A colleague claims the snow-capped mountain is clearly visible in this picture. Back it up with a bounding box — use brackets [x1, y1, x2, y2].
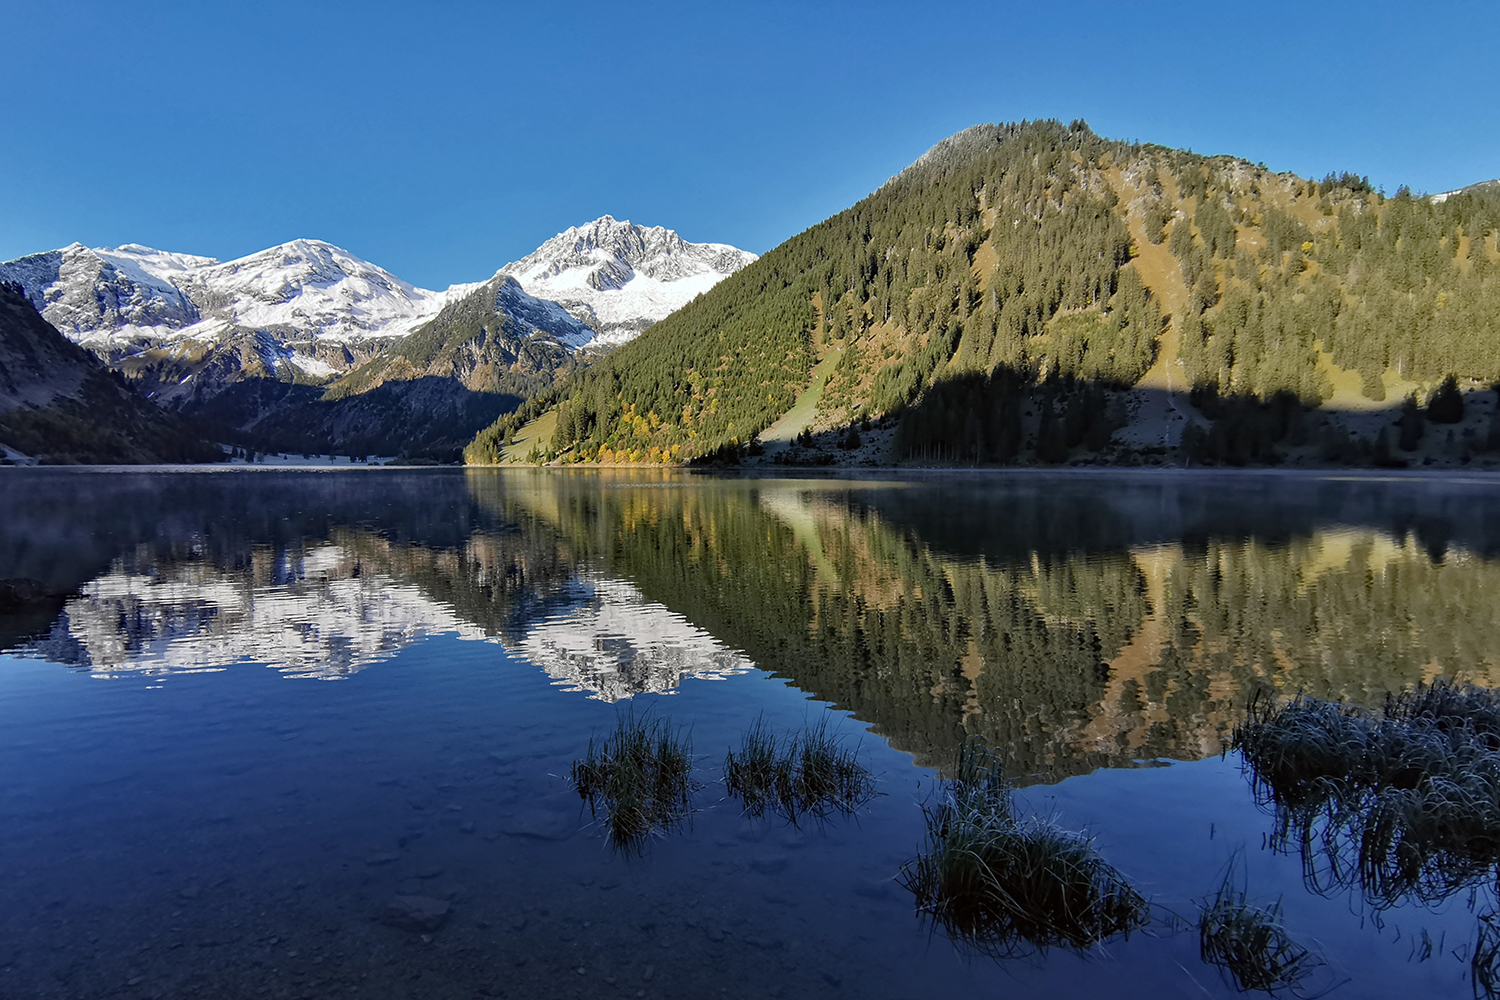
[182, 239, 470, 344]
[0, 239, 461, 352]
[0, 243, 212, 346]
[0, 219, 755, 369]
[0, 222, 756, 457]
[497, 216, 757, 347]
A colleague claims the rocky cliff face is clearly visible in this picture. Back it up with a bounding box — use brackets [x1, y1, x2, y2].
[0, 283, 222, 464]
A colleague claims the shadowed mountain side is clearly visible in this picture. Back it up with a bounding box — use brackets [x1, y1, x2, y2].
[0, 285, 223, 465]
[749, 372, 1500, 472]
[191, 377, 523, 461]
[180, 273, 593, 460]
[107, 331, 386, 412]
[0, 469, 503, 647]
[835, 466, 1500, 565]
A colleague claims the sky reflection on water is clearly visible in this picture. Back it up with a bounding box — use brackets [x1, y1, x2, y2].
[2, 467, 1500, 999]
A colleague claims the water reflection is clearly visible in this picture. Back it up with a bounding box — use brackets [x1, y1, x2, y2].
[20, 541, 490, 678]
[0, 474, 751, 698]
[4, 468, 1500, 998]
[469, 471, 1500, 780]
[4, 469, 1500, 776]
[520, 576, 752, 701]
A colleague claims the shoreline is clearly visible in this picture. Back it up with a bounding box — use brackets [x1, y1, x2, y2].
[7, 463, 1500, 486]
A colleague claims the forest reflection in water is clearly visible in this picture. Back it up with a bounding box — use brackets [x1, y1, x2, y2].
[6, 467, 1500, 784]
[465, 468, 1500, 781]
[4, 468, 1500, 998]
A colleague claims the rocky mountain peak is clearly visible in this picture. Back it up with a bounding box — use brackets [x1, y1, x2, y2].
[496, 216, 757, 346]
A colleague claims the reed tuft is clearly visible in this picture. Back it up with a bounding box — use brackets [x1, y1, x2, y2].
[571, 710, 695, 851]
[1198, 867, 1320, 994]
[898, 738, 1147, 956]
[1235, 681, 1500, 908]
[723, 717, 875, 823]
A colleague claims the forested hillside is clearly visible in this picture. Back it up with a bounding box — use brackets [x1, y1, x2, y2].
[467, 120, 1500, 467]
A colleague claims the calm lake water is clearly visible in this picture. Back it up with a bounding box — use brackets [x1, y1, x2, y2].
[4, 467, 1500, 999]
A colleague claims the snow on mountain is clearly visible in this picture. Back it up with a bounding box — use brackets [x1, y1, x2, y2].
[180, 239, 465, 344]
[1430, 178, 1500, 203]
[0, 243, 211, 345]
[0, 239, 461, 352]
[497, 216, 757, 347]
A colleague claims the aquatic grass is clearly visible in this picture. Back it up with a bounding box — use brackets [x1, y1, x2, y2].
[1471, 912, 1500, 1000]
[723, 717, 875, 823]
[1235, 681, 1500, 908]
[1198, 866, 1321, 995]
[898, 738, 1148, 956]
[570, 710, 695, 851]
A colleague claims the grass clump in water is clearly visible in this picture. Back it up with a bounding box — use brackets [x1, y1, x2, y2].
[1235, 681, 1500, 908]
[898, 738, 1148, 956]
[1474, 913, 1500, 1000]
[723, 717, 875, 823]
[571, 711, 695, 851]
[1198, 866, 1322, 995]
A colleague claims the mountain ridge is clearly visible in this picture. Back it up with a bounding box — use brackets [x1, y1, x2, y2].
[467, 119, 1500, 470]
[0, 283, 224, 464]
[0, 219, 754, 459]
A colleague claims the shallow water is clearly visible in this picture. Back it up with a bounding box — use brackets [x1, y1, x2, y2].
[3, 467, 1500, 999]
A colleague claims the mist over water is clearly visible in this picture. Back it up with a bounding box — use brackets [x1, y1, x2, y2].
[3, 467, 1499, 999]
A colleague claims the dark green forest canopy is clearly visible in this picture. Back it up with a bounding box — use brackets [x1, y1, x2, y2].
[465, 120, 1500, 465]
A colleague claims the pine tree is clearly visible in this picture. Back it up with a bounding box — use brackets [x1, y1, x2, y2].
[1426, 375, 1465, 423]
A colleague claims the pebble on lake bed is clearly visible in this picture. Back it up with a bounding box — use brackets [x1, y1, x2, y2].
[378, 895, 450, 933]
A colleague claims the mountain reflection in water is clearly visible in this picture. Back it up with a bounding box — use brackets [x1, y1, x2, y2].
[4, 468, 1500, 779]
[4, 468, 1500, 999]
[470, 469, 1500, 780]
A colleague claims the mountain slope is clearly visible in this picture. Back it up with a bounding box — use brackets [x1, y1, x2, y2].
[0, 239, 467, 407]
[0, 284, 223, 464]
[331, 274, 593, 397]
[191, 274, 595, 460]
[0, 222, 756, 459]
[469, 120, 1500, 468]
[497, 216, 757, 347]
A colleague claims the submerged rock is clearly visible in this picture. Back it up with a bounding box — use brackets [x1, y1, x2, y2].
[379, 895, 450, 933]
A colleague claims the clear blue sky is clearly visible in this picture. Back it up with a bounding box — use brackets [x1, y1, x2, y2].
[2, 0, 1494, 289]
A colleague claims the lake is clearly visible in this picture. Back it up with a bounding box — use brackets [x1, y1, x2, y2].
[3, 466, 1500, 999]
